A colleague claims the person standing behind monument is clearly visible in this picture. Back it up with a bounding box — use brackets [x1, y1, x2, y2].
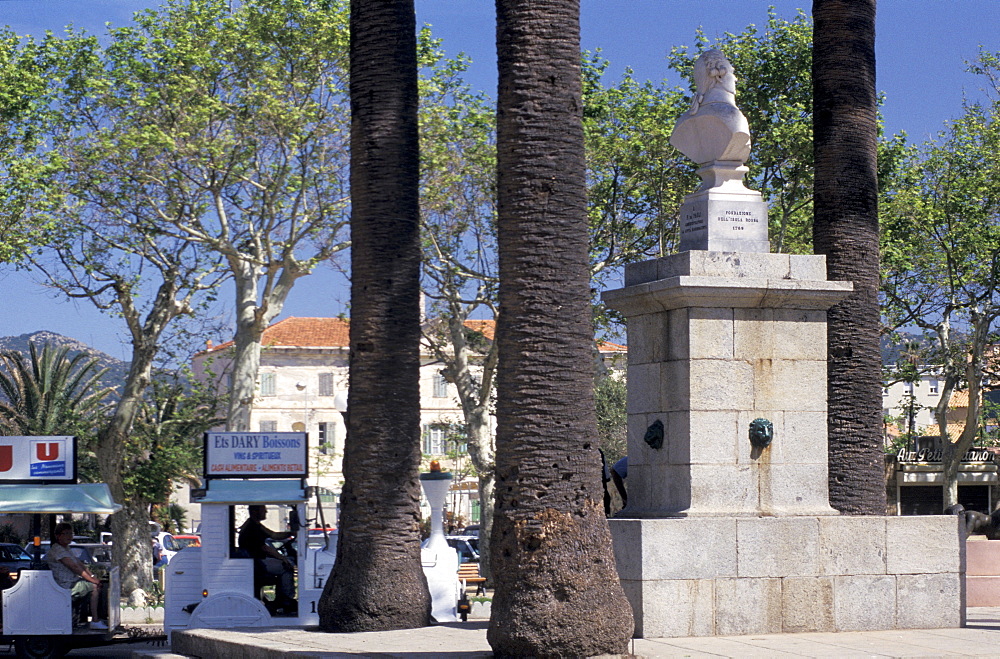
[610, 456, 628, 508]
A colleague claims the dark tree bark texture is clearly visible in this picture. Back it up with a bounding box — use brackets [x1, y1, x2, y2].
[813, 0, 887, 515]
[489, 0, 634, 655]
[318, 0, 430, 631]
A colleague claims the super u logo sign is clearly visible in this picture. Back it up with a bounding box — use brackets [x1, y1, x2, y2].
[0, 436, 76, 483]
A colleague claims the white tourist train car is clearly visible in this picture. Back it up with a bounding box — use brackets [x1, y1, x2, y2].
[163, 478, 337, 632]
[164, 432, 337, 633]
[0, 481, 123, 659]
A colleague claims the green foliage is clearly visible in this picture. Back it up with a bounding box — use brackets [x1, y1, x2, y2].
[0, 28, 77, 263]
[583, 53, 691, 280]
[0, 523, 22, 545]
[967, 48, 1000, 99]
[120, 369, 225, 508]
[151, 502, 188, 534]
[0, 342, 111, 439]
[594, 373, 627, 465]
[881, 100, 1000, 336]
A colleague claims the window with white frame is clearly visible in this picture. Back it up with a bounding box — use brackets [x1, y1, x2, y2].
[260, 420, 277, 432]
[318, 422, 332, 454]
[423, 425, 446, 455]
[432, 372, 449, 398]
[318, 373, 334, 396]
[259, 372, 276, 396]
[929, 379, 939, 394]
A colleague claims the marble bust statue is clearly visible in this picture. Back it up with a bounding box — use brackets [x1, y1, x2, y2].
[669, 50, 751, 166]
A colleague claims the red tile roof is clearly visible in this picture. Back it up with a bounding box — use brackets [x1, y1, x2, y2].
[203, 317, 350, 353]
[202, 317, 626, 353]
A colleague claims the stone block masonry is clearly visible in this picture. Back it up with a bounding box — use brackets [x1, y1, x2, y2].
[604, 251, 851, 519]
[610, 515, 964, 638]
[602, 250, 965, 639]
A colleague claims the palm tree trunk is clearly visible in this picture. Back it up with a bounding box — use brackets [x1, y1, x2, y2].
[489, 1, 633, 655]
[318, 0, 430, 631]
[813, 0, 886, 515]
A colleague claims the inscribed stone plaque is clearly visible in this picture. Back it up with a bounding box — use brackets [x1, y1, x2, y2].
[679, 195, 769, 253]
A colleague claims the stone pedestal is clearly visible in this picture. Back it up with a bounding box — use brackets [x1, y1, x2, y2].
[603, 251, 850, 518]
[601, 251, 965, 637]
[678, 163, 770, 253]
[610, 515, 964, 637]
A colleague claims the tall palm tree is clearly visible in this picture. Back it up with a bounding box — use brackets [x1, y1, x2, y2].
[318, 0, 430, 631]
[488, 0, 634, 655]
[0, 342, 109, 437]
[813, 0, 886, 514]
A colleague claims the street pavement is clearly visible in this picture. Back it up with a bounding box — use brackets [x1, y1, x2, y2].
[129, 607, 1000, 658]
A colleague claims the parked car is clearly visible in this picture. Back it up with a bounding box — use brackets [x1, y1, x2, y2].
[168, 534, 201, 551]
[24, 540, 52, 557]
[462, 524, 480, 538]
[153, 531, 176, 564]
[73, 543, 112, 564]
[422, 535, 479, 563]
[307, 527, 336, 548]
[0, 543, 32, 575]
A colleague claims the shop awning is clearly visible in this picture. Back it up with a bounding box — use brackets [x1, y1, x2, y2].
[0, 483, 121, 514]
[193, 479, 307, 504]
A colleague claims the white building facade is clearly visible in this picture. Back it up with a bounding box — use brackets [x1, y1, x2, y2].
[882, 370, 945, 436]
[192, 317, 492, 528]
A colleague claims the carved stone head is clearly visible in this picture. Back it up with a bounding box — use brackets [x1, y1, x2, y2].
[693, 49, 737, 100]
[748, 418, 773, 449]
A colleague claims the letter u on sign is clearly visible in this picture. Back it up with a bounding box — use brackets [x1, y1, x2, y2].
[36, 443, 59, 461]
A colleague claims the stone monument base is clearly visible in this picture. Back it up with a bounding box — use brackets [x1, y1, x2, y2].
[610, 515, 964, 638]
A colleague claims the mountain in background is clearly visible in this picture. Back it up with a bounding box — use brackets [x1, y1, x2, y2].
[0, 331, 129, 393]
[881, 331, 952, 366]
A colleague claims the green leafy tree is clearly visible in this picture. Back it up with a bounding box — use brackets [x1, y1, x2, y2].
[594, 372, 627, 466]
[881, 97, 1000, 508]
[123, 371, 224, 528]
[0, 342, 110, 438]
[0, 29, 68, 264]
[15, 0, 353, 433]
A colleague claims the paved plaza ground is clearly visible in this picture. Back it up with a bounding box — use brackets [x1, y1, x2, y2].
[129, 607, 1000, 658]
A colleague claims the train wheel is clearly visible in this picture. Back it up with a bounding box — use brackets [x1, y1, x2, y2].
[14, 636, 67, 659]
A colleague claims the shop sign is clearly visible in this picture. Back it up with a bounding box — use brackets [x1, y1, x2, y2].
[896, 447, 994, 463]
[205, 432, 307, 478]
[0, 436, 76, 483]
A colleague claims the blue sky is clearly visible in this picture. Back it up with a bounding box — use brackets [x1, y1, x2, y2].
[0, 0, 996, 358]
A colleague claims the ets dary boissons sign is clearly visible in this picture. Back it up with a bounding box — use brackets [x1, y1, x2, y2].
[205, 431, 307, 478]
